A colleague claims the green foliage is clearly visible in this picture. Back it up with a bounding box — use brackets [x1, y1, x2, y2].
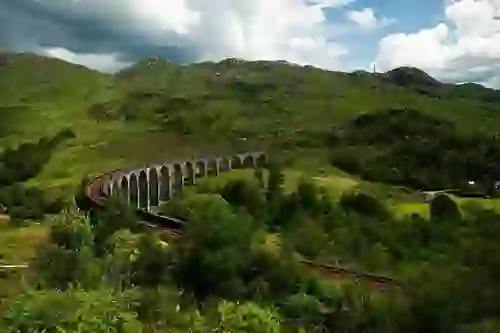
[3, 287, 142, 333]
[7, 53, 500, 333]
[89, 194, 138, 255]
[331, 108, 500, 191]
[339, 190, 389, 219]
[32, 210, 103, 290]
[430, 194, 461, 222]
[220, 178, 267, 218]
[213, 300, 281, 333]
[103, 229, 141, 291]
[266, 160, 285, 204]
[131, 232, 171, 287]
[130, 286, 208, 332]
[0, 129, 75, 186]
[74, 175, 92, 211]
[171, 195, 258, 300]
[280, 293, 324, 332]
[0, 184, 66, 223]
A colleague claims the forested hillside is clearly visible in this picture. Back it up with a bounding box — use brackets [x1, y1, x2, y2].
[3, 52, 500, 333]
[2, 51, 500, 193]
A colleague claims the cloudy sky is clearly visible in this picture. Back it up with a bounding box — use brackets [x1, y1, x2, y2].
[1, 0, 500, 87]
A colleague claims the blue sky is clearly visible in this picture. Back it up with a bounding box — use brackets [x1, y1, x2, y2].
[324, 0, 447, 70]
[1, 0, 500, 87]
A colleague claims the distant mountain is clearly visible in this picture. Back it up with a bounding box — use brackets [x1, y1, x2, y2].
[0, 51, 109, 105]
[383, 66, 500, 103]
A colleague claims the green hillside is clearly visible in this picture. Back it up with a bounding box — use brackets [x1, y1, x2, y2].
[5, 53, 500, 333]
[1, 52, 500, 192]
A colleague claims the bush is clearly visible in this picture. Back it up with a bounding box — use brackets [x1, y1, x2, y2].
[430, 194, 461, 222]
[0, 184, 64, 221]
[33, 211, 102, 290]
[339, 191, 389, 219]
[171, 195, 258, 300]
[281, 293, 325, 331]
[3, 288, 142, 333]
[220, 179, 266, 218]
[0, 129, 75, 186]
[214, 300, 281, 333]
[9, 205, 44, 224]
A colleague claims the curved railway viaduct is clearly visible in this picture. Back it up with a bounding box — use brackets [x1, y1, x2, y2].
[82, 151, 397, 290]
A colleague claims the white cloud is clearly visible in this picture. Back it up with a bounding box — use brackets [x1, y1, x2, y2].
[308, 0, 355, 9]
[347, 8, 395, 30]
[375, 0, 500, 87]
[184, 0, 349, 68]
[3, 0, 355, 72]
[43, 47, 132, 72]
[347, 8, 393, 30]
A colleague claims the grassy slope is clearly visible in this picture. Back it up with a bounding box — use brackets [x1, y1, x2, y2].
[3, 54, 500, 301]
[2, 52, 500, 196]
[0, 216, 47, 304]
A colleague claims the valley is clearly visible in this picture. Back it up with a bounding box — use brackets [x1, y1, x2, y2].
[2, 52, 500, 332]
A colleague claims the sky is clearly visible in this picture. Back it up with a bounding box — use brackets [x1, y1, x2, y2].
[1, 0, 500, 88]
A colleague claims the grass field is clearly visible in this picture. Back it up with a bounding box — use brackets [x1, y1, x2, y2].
[0, 216, 48, 306]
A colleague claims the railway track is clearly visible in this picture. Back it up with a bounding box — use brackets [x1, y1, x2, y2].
[83, 165, 399, 290]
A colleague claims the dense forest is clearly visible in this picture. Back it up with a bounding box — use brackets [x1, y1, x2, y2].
[330, 108, 500, 192]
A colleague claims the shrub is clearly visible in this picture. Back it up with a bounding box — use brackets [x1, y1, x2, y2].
[430, 194, 461, 222]
[3, 288, 142, 333]
[339, 191, 389, 219]
[214, 300, 281, 333]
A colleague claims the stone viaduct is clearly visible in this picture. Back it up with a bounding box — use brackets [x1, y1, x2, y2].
[101, 152, 267, 212]
[84, 150, 397, 289]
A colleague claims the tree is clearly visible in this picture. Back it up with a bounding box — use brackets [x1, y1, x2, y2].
[32, 210, 103, 290]
[339, 191, 389, 219]
[220, 178, 266, 218]
[266, 159, 285, 205]
[90, 194, 139, 255]
[171, 194, 258, 300]
[296, 179, 320, 213]
[74, 175, 91, 212]
[430, 194, 461, 222]
[103, 229, 141, 291]
[131, 232, 171, 287]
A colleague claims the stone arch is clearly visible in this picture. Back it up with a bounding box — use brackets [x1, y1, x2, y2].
[110, 179, 119, 197]
[129, 173, 139, 209]
[185, 161, 195, 185]
[120, 177, 129, 202]
[173, 163, 184, 194]
[219, 157, 231, 172]
[196, 160, 207, 177]
[105, 180, 112, 196]
[207, 158, 218, 176]
[242, 155, 256, 168]
[159, 166, 171, 201]
[149, 168, 159, 207]
[231, 155, 243, 169]
[138, 170, 148, 209]
[256, 154, 267, 168]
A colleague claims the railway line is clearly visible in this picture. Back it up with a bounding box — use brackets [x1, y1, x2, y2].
[83, 160, 399, 290]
